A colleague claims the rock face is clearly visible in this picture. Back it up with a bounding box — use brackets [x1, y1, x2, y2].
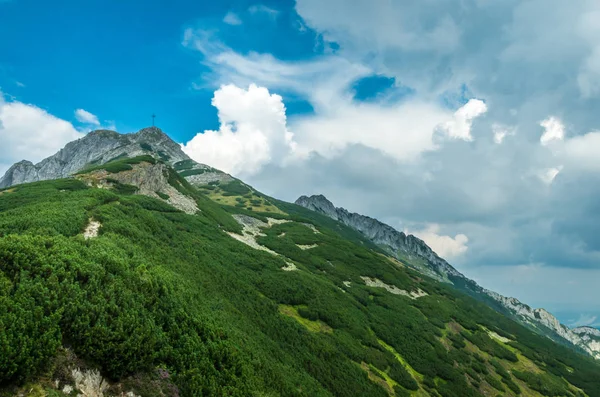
[484, 290, 600, 359]
[0, 127, 230, 188]
[572, 327, 600, 359]
[76, 162, 199, 214]
[296, 194, 461, 282]
[295, 194, 600, 360]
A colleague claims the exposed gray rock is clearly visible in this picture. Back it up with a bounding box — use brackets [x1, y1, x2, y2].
[76, 162, 199, 215]
[296, 194, 461, 282]
[573, 326, 600, 338]
[485, 290, 600, 359]
[295, 194, 600, 360]
[0, 127, 232, 188]
[185, 172, 234, 186]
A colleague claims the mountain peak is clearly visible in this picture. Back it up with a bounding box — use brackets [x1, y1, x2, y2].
[295, 194, 338, 220]
[572, 326, 600, 337]
[135, 126, 166, 138]
[14, 160, 34, 167]
[0, 128, 188, 188]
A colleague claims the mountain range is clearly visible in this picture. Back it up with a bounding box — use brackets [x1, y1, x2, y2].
[1, 127, 599, 397]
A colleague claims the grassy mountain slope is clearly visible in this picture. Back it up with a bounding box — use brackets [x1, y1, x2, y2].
[1, 160, 600, 396]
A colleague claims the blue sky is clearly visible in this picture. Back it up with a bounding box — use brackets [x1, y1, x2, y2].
[0, 0, 319, 141]
[2, 0, 600, 328]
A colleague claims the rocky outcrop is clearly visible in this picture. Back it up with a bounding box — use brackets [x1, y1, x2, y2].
[486, 290, 600, 359]
[76, 162, 199, 214]
[295, 194, 600, 360]
[0, 127, 231, 188]
[573, 326, 600, 338]
[296, 194, 461, 282]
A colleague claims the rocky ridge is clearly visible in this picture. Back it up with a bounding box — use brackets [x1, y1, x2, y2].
[295, 194, 462, 282]
[484, 290, 600, 359]
[295, 194, 600, 360]
[0, 127, 231, 189]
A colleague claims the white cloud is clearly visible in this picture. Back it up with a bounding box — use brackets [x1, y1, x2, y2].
[406, 224, 469, 259]
[183, 28, 371, 110]
[182, 84, 296, 176]
[540, 116, 565, 145]
[183, 32, 487, 163]
[0, 92, 84, 167]
[438, 99, 487, 141]
[291, 101, 451, 162]
[539, 166, 563, 185]
[223, 12, 242, 26]
[492, 123, 516, 144]
[570, 313, 598, 327]
[75, 108, 100, 125]
[248, 4, 279, 19]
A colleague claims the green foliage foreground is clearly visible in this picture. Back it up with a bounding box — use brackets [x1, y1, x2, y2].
[1, 178, 600, 396]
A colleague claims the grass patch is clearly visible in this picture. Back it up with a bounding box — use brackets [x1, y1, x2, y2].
[359, 362, 395, 395]
[220, 180, 251, 195]
[205, 187, 285, 214]
[0, 188, 15, 196]
[378, 339, 424, 383]
[78, 155, 157, 175]
[278, 305, 333, 333]
[179, 168, 207, 177]
[173, 159, 196, 171]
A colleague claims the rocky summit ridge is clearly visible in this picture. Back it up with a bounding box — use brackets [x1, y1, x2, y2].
[0, 127, 231, 189]
[295, 194, 600, 360]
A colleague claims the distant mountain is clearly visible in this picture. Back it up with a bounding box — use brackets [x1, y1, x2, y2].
[295, 194, 600, 360]
[0, 127, 232, 189]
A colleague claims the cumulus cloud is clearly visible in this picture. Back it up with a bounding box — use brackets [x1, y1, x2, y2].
[291, 101, 451, 162]
[540, 116, 565, 145]
[223, 12, 242, 25]
[183, 31, 485, 163]
[74, 108, 100, 125]
[0, 92, 84, 168]
[438, 99, 487, 141]
[407, 224, 469, 259]
[182, 84, 296, 176]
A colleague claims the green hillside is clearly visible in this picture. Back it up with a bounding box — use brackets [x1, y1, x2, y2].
[1, 165, 600, 396]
